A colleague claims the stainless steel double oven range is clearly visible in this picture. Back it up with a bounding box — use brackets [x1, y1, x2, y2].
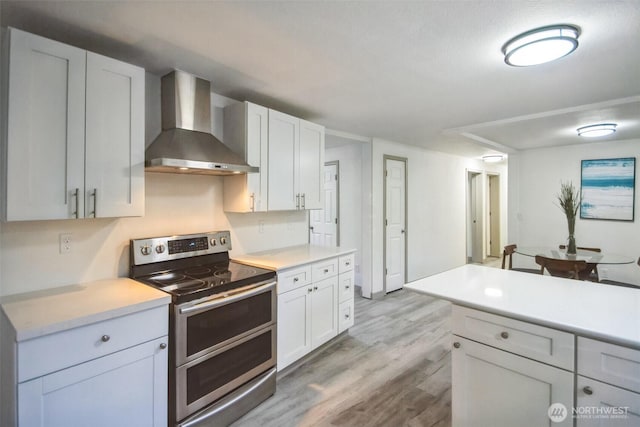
[130, 231, 277, 427]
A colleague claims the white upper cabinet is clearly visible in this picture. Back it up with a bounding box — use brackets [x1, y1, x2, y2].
[2, 28, 144, 221]
[267, 110, 324, 211]
[268, 109, 300, 211]
[223, 102, 269, 212]
[85, 52, 145, 218]
[298, 119, 324, 210]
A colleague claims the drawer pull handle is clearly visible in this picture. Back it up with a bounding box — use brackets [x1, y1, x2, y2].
[160, 343, 167, 350]
[583, 386, 593, 395]
[453, 342, 461, 349]
[345, 261, 350, 266]
[345, 314, 350, 319]
[345, 285, 350, 289]
[314, 286, 318, 291]
[324, 269, 329, 273]
[101, 335, 110, 343]
[308, 288, 313, 293]
[293, 277, 299, 282]
[500, 331, 509, 339]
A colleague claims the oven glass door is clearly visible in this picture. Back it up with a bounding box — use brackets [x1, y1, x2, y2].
[176, 324, 276, 422]
[175, 280, 276, 365]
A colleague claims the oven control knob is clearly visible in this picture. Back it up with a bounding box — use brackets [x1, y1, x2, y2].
[220, 237, 227, 245]
[140, 245, 151, 256]
[210, 238, 217, 246]
[155, 244, 165, 254]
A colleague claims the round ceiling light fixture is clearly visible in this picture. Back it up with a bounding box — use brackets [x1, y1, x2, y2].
[577, 123, 617, 138]
[482, 155, 504, 163]
[502, 25, 580, 66]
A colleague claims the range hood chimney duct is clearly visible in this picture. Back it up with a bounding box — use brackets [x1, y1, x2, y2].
[145, 70, 257, 175]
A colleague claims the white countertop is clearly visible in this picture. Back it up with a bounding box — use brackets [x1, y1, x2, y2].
[233, 244, 356, 271]
[405, 264, 640, 349]
[1, 278, 170, 341]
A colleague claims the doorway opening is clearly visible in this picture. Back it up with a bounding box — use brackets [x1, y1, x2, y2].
[309, 161, 339, 246]
[466, 170, 483, 264]
[383, 155, 407, 294]
[487, 173, 501, 258]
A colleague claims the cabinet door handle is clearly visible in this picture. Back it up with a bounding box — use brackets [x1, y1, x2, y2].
[302, 193, 306, 209]
[345, 313, 350, 319]
[308, 288, 313, 293]
[160, 343, 167, 350]
[101, 335, 110, 342]
[500, 331, 509, 339]
[293, 277, 299, 282]
[250, 193, 255, 212]
[90, 188, 97, 217]
[296, 193, 300, 209]
[313, 286, 318, 291]
[583, 386, 593, 395]
[345, 285, 350, 290]
[453, 342, 461, 349]
[324, 269, 329, 273]
[345, 261, 350, 266]
[72, 188, 79, 218]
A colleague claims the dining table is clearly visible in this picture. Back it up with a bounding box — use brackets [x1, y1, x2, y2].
[515, 247, 635, 265]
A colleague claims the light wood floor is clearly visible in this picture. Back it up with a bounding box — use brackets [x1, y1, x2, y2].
[234, 290, 452, 427]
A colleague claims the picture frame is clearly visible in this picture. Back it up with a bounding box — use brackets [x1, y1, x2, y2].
[580, 157, 636, 221]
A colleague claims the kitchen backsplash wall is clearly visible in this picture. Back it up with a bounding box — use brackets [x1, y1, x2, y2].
[0, 72, 308, 297]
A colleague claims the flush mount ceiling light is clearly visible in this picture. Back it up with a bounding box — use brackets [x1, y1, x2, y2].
[577, 123, 617, 138]
[482, 155, 504, 163]
[502, 25, 580, 66]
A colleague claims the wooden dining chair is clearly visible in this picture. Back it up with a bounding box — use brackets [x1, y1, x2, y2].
[599, 257, 640, 289]
[535, 255, 589, 280]
[558, 245, 601, 282]
[502, 244, 540, 274]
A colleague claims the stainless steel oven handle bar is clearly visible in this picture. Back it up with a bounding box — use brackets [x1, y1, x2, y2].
[179, 280, 276, 315]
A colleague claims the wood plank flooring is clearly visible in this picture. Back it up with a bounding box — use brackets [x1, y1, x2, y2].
[233, 290, 452, 427]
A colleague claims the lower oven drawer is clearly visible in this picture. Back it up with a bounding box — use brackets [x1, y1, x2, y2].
[175, 324, 276, 423]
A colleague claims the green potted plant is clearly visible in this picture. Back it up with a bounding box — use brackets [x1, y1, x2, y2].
[557, 181, 580, 254]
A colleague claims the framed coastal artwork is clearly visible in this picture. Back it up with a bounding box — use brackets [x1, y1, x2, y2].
[580, 157, 636, 221]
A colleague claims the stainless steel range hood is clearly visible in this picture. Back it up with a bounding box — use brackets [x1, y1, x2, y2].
[146, 70, 258, 175]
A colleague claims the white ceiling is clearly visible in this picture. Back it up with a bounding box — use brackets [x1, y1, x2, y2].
[2, 1, 639, 159]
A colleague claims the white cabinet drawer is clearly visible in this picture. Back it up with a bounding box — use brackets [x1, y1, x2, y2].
[578, 337, 640, 393]
[277, 265, 312, 294]
[338, 271, 355, 303]
[452, 305, 574, 371]
[577, 376, 640, 426]
[338, 253, 355, 273]
[18, 306, 167, 382]
[312, 258, 338, 282]
[338, 299, 354, 333]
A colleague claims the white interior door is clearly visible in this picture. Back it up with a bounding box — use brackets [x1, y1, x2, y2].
[385, 158, 406, 293]
[468, 172, 483, 263]
[310, 163, 338, 246]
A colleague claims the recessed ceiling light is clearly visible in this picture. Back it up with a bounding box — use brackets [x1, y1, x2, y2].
[482, 155, 504, 163]
[577, 123, 617, 138]
[503, 25, 580, 67]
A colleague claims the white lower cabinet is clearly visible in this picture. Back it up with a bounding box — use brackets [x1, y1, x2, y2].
[452, 336, 574, 426]
[576, 338, 640, 426]
[18, 337, 168, 427]
[277, 254, 358, 371]
[451, 306, 574, 426]
[8, 306, 169, 427]
[577, 376, 640, 427]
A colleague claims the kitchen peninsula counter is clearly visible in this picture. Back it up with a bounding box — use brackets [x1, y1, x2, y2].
[233, 244, 356, 271]
[405, 264, 640, 349]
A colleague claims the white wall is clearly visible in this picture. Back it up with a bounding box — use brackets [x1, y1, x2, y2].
[0, 73, 308, 297]
[368, 138, 508, 297]
[508, 139, 640, 285]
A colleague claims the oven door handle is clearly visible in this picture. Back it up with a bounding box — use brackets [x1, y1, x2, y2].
[179, 280, 276, 315]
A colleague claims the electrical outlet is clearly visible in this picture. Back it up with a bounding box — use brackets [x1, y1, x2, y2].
[59, 233, 72, 254]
